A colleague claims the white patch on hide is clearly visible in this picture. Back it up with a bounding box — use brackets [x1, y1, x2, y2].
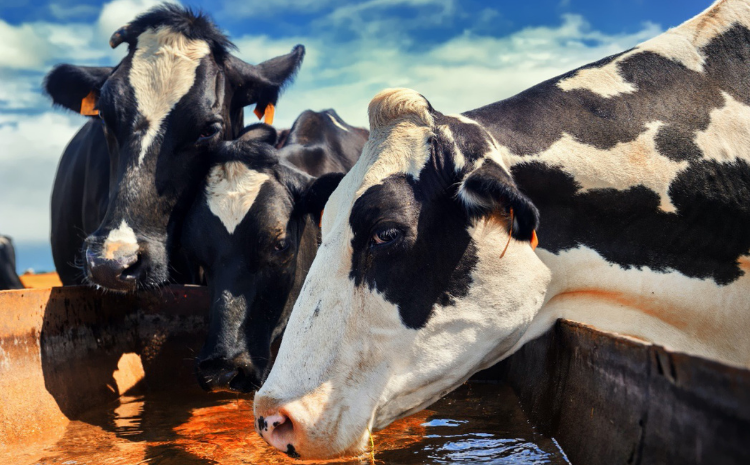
[508, 121, 688, 212]
[205, 162, 270, 234]
[327, 113, 349, 132]
[695, 92, 750, 163]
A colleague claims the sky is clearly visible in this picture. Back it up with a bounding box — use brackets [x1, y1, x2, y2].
[0, 0, 712, 273]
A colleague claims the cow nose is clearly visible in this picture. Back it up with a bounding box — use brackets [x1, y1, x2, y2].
[256, 411, 299, 458]
[196, 357, 260, 392]
[85, 246, 141, 291]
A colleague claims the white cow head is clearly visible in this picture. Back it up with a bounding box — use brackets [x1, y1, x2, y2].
[253, 88, 551, 459]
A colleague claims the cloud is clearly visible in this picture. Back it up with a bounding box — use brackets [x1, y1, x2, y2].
[238, 14, 661, 129]
[0, 111, 85, 242]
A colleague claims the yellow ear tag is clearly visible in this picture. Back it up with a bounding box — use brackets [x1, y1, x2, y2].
[531, 230, 539, 250]
[253, 103, 275, 125]
[80, 90, 98, 116]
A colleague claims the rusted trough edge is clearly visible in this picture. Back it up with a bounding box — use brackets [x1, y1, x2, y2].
[2, 287, 749, 465]
[479, 319, 750, 465]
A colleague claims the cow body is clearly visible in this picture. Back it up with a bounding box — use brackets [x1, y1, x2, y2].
[183, 110, 366, 392]
[0, 236, 23, 290]
[46, 5, 304, 291]
[255, 0, 750, 459]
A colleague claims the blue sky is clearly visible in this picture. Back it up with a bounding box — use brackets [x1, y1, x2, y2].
[0, 0, 711, 272]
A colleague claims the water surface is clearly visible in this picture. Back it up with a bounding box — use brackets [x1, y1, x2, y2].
[6, 382, 569, 464]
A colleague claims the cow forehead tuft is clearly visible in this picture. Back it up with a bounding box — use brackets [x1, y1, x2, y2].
[368, 88, 433, 131]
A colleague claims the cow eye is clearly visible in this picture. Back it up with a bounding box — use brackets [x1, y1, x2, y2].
[197, 123, 221, 143]
[371, 227, 402, 247]
[274, 239, 290, 252]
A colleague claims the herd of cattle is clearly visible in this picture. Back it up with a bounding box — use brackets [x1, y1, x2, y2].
[1, 0, 749, 459]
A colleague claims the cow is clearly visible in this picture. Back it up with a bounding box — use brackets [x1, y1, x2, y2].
[45, 4, 304, 291]
[253, 0, 750, 459]
[0, 236, 24, 290]
[183, 109, 367, 392]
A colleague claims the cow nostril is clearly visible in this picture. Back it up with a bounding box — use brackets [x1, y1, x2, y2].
[261, 412, 297, 455]
[120, 253, 142, 280]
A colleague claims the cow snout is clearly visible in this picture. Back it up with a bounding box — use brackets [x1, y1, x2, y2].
[85, 245, 141, 291]
[195, 356, 261, 392]
[256, 411, 299, 458]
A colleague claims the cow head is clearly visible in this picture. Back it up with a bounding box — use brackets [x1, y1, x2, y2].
[182, 124, 343, 392]
[44, 5, 304, 291]
[253, 89, 551, 459]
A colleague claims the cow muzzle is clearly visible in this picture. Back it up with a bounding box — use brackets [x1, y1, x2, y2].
[195, 355, 262, 393]
[84, 234, 144, 292]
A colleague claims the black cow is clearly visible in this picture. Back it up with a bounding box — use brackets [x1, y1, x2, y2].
[0, 236, 24, 291]
[182, 110, 367, 392]
[45, 4, 304, 291]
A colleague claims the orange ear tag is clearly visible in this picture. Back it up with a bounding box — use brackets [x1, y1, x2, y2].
[319, 209, 324, 228]
[253, 103, 275, 125]
[80, 90, 98, 116]
[530, 230, 539, 250]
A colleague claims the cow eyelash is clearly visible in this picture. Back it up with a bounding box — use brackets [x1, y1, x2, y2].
[370, 227, 403, 248]
[197, 122, 222, 143]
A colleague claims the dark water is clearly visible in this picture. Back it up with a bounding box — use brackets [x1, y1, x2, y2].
[7, 383, 569, 465]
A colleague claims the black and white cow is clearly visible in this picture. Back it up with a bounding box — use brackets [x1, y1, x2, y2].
[0, 236, 24, 291]
[184, 110, 367, 392]
[254, 0, 750, 459]
[46, 5, 304, 291]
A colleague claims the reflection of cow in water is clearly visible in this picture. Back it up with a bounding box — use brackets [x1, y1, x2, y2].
[254, 0, 750, 459]
[45, 5, 304, 291]
[0, 235, 23, 290]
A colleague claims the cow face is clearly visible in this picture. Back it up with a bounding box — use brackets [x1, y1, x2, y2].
[44, 5, 304, 291]
[183, 126, 343, 392]
[254, 89, 551, 459]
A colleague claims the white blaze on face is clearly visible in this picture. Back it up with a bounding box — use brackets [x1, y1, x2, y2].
[256, 88, 552, 458]
[103, 220, 138, 260]
[129, 27, 211, 166]
[205, 161, 270, 234]
[557, 0, 750, 97]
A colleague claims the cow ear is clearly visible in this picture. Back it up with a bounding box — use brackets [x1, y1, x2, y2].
[226, 45, 305, 115]
[297, 172, 345, 225]
[237, 123, 278, 145]
[44, 64, 112, 115]
[459, 159, 539, 240]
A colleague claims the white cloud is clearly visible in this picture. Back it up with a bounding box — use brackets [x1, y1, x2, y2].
[240, 14, 662, 129]
[0, 112, 85, 242]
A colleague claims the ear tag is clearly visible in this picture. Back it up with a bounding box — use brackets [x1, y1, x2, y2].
[531, 230, 539, 250]
[80, 91, 99, 116]
[319, 209, 324, 228]
[253, 103, 275, 125]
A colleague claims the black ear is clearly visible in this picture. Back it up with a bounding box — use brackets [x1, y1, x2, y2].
[460, 159, 539, 240]
[298, 172, 345, 225]
[44, 64, 112, 114]
[226, 45, 305, 114]
[237, 123, 278, 146]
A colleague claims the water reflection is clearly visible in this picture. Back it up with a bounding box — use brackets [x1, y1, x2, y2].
[8, 383, 569, 464]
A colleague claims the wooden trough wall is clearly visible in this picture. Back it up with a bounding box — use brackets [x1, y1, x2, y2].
[1, 286, 749, 464]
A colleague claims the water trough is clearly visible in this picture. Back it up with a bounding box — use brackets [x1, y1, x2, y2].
[0, 285, 748, 464]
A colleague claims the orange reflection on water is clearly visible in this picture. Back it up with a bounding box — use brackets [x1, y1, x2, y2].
[173, 398, 432, 464]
